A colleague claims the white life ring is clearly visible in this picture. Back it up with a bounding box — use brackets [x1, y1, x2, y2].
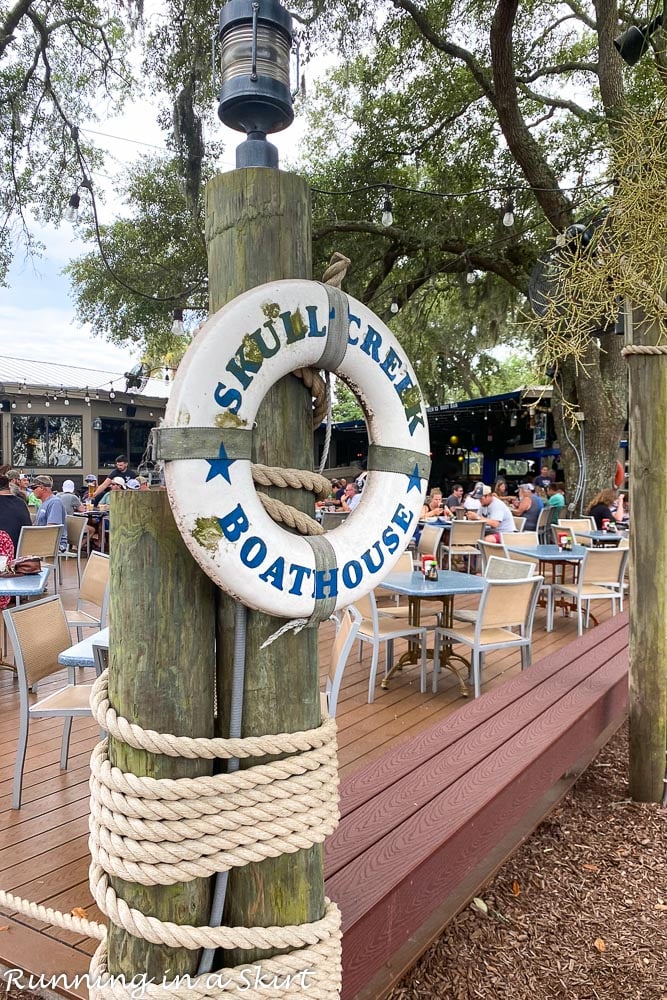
[161, 279, 430, 620]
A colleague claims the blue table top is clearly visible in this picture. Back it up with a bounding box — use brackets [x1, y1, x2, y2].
[0, 568, 51, 597]
[380, 570, 485, 597]
[576, 530, 627, 542]
[58, 626, 109, 667]
[506, 543, 587, 561]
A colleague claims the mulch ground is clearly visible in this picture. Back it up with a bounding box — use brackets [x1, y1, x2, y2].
[390, 723, 666, 1000]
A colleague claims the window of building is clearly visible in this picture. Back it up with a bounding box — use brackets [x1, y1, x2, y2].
[98, 418, 155, 469]
[12, 415, 83, 468]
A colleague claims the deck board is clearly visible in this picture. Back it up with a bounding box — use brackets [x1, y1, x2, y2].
[0, 557, 622, 994]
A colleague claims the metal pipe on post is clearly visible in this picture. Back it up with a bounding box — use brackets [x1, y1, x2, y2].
[106, 491, 217, 978]
[206, 165, 325, 967]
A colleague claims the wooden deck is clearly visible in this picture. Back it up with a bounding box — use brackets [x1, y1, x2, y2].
[0, 558, 625, 997]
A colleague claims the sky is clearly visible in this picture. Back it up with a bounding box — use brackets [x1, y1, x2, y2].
[2, 77, 308, 375]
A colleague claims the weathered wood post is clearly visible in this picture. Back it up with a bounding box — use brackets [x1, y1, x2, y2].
[625, 305, 667, 802]
[106, 491, 217, 975]
[206, 168, 325, 962]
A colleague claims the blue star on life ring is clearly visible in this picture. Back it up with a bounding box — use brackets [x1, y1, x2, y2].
[160, 279, 431, 621]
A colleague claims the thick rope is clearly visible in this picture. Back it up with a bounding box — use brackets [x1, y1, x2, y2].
[252, 464, 331, 499]
[622, 344, 667, 355]
[258, 493, 325, 535]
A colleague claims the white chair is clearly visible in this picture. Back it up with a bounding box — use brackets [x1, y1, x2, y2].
[323, 606, 362, 717]
[441, 520, 485, 572]
[502, 545, 555, 631]
[476, 539, 505, 573]
[321, 511, 350, 531]
[453, 557, 536, 624]
[381, 550, 418, 609]
[3, 595, 94, 809]
[66, 551, 110, 640]
[506, 531, 539, 548]
[60, 515, 88, 585]
[352, 590, 428, 703]
[557, 517, 596, 546]
[551, 547, 628, 635]
[433, 575, 543, 698]
[416, 525, 445, 568]
[15, 524, 62, 593]
[512, 515, 527, 532]
[536, 505, 553, 544]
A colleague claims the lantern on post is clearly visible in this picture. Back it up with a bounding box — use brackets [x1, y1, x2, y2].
[217, 0, 294, 168]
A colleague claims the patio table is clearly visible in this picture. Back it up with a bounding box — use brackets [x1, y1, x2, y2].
[575, 530, 628, 547]
[58, 626, 110, 682]
[505, 543, 587, 630]
[378, 569, 485, 695]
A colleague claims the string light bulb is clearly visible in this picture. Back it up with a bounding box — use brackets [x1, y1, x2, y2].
[381, 190, 393, 227]
[64, 191, 81, 222]
[109, 384, 116, 400]
[44, 397, 50, 408]
[390, 300, 399, 314]
[502, 196, 515, 227]
[84, 388, 90, 404]
[466, 267, 476, 285]
[171, 308, 185, 336]
[26, 397, 32, 409]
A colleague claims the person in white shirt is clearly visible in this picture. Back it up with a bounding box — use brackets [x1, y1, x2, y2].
[340, 482, 362, 512]
[467, 484, 516, 542]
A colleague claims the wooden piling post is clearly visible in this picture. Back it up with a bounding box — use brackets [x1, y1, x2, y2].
[626, 307, 667, 802]
[106, 491, 217, 977]
[206, 168, 325, 964]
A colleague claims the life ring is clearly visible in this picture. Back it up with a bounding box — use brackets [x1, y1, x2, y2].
[160, 279, 431, 620]
[614, 460, 625, 489]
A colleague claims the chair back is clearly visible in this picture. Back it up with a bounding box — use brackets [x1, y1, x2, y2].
[503, 547, 540, 573]
[448, 520, 485, 545]
[550, 524, 577, 546]
[535, 505, 553, 542]
[485, 556, 536, 580]
[79, 551, 111, 619]
[2, 595, 72, 692]
[16, 524, 61, 560]
[505, 531, 539, 548]
[326, 606, 362, 716]
[512, 516, 527, 532]
[477, 575, 543, 631]
[580, 547, 628, 587]
[559, 518, 595, 533]
[417, 525, 444, 559]
[353, 589, 378, 629]
[476, 539, 505, 572]
[66, 514, 87, 550]
[390, 550, 415, 574]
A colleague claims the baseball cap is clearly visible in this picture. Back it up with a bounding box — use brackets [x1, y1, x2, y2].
[30, 474, 53, 489]
[517, 482, 535, 491]
[85, 474, 98, 483]
[472, 484, 492, 498]
[111, 476, 128, 489]
[136, 475, 148, 486]
[126, 479, 140, 490]
[62, 480, 75, 493]
[6, 469, 21, 480]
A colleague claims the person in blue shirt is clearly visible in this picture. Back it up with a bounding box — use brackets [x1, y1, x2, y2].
[31, 475, 66, 549]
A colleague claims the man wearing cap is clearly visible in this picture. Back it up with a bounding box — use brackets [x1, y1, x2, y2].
[32, 476, 66, 549]
[135, 476, 150, 491]
[57, 480, 85, 516]
[97, 477, 128, 506]
[513, 483, 544, 532]
[5, 469, 28, 504]
[467, 484, 516, 541]
[0, 471, 31, 550]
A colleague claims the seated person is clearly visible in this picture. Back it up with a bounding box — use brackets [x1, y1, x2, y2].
[467, 485, 516, 542]
[546, 483, 566, 523]
[512, 483, 544, 531]
[340, 482, 361, 512]
[421, 489, 451, 520]
[445, 484, 464, 510]
[493, 478, 510, 500]
[587, 488, 625, 530]
[57, 480, 85, 516]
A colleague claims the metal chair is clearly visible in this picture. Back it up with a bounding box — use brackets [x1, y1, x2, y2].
[352, 589, 428, 703]
[66, 551, 110, 640]
[60, 515, 88, 585]
[476, 539, 505, 573]
[536, 505, 553, 544]
[505, 531, 539, 548]
[3, 595, 94, 808]
[512, 515, 527, 532]
[440, 520, 485, 572]
[453, 557, 536, 624]
[551, 547, 628, 635]
[324, 606, 362, 717]
[15, 524, 62, 593]
[321, 512, 350, 531]
[433, 575, 543, 698]
[416, 525, 445, 568]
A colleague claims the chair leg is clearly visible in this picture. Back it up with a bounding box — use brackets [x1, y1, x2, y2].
[13, 710, 30, 809]
[385, 639, 394, 679]
[520, 643, 531, 670]
[472, 650, 481, 699]
[60, 717, 73, 770]
[576, 602, 583, 636]
[432, 632, 441, 693]
[419, 633, 427, 693]
[367, 645, 380, 704]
